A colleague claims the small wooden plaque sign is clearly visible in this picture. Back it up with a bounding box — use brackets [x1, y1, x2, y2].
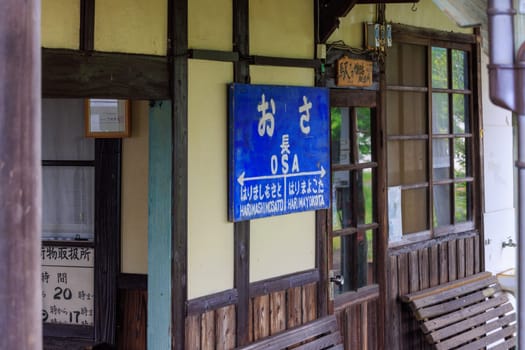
[336, 57, 373, 87]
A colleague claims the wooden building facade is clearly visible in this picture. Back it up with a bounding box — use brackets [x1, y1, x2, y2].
[4, 0, 513, 349]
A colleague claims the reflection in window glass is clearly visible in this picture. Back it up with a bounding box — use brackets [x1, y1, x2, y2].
[357, 230, 374, 288]
[454, 138, 467, 178]
[332, 171, 352, 230]
[433, 184, 451, 227]
[331, 107, 351, 165]
[432, 93, 450, 134]
[387, 42, 427, 86]
[357, 108, 372, 163]
[432, 47, 448, 89]
[455, 182, 470, 222]
[433, 139, 450, 180]
[333, 235, 352, 295]
[387, 91, 427, 135]
[453, 94, 469, 133]
[452, 50, 468, 90]
[388, 140, 428, 186]
[403, 188, 429, 234]
[357, 169, 373, 225]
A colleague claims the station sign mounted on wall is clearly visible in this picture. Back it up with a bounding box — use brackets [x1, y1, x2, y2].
[229, 83, 330, 222]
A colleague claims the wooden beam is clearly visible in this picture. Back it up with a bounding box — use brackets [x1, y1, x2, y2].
[148, 101, 173, 350]
[233, 0, 251, 347]
[318, 0, 358, 43]
[80, 0, 95, 51]
[0, 1, 42, 349]
[94, 139, 121, 344]
[170, 0, 189, 348]
[42, 49, 169, 99]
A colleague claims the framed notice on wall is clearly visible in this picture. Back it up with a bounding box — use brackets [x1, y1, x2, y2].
[85, 99, 131, 138]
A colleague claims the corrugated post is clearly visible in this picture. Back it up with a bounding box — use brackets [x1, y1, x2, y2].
[0, 1, 42, 349]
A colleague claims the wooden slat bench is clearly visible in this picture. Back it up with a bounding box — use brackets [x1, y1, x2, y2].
[400, 271, 517, 350]
[236, 315, 343, 350]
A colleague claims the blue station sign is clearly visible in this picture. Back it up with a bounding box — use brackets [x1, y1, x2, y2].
[229, 83, 330, 222]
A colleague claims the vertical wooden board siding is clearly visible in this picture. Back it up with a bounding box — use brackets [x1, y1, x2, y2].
[147, 100, 172, 350]
[457, 238, 466, 278]
[248, 298, 254, 343]
[474, 235, 481, 273]
[201, 310, 215, 350]
[302, 283, 317, 323]
[270, 291, 286, 335]
[429, 245, 440, 287]
[408, 251, 420, 293]
[117, 290, 147, 350]
[368, 300, 378, 350]
[439, 242, 449, 284]
[286, 287, 302, 328]
[215, 305, 236, 350]
[388, 255, 401, 350]
[361, 303, 368, 350]
[465, 237, 474, 276]
[397, 254, 409, 350]
[419, 248, 430, 290]
[448, 240, 457, 281]
[253, 295, 270, 341]
[185, 314, 201, 350]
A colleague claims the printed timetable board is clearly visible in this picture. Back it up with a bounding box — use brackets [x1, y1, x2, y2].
[41, 245, 94, 326]
[229, 83, 330, 221]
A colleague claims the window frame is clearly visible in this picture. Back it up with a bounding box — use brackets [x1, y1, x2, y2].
[386, 24, 482, 246]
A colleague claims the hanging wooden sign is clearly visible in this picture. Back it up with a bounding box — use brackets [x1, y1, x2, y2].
[336, 57, 373, 87]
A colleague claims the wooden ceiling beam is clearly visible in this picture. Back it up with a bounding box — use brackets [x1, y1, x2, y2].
[318, 0, 420, 43]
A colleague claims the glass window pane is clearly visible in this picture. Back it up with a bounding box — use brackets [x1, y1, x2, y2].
[454, 138, 467, 178]
[452, 50, 468, 90]
[42, 99, 95, 161]
[357, 230, 375, 288]
[357, 169, 374, 225]
[433, 139, 450, 180]
[455, 182, 471, 223]
[42, 166, 95, 241]
[432, 93, 450, 134]
[433, 184, 452, 227]
[333, 235, 352, 294]
[331, 107, 351, 165]
[432, 47, 448, 89]
[357, 107, 372, 163]
[387, 43, 427, 86]
[388, 140, 428, 186]
[387, 91, 427, 135]
[403, 188, 429, 234]
[332, 170, 353, 230]
[453, 94, 469, 134]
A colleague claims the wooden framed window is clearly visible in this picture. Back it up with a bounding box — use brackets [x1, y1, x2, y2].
[386, 26, 479, 245]
[329, 91, 379, 296]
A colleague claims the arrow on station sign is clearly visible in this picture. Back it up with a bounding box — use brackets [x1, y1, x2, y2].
[237, 166, 326, 186]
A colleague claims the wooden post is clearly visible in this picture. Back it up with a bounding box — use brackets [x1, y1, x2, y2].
[0, 1, 42, 349]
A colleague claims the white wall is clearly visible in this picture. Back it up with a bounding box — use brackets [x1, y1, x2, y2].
[481, 52, 517, 274]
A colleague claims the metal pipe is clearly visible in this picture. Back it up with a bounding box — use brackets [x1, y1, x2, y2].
[518, 114, 525, 349]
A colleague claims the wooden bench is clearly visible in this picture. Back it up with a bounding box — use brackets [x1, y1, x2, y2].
[236, 315, 343, 350]
[400, 271, 517, 350]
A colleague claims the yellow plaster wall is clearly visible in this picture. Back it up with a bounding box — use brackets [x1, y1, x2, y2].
[329, 0, 472, 47]
[189, 0, 232, 51]
[121, 101, 149, 274]
[250, 0, 314, 59]
[249, 66, 316, 282]
[41, 0, 80, 49]
[188, 60, 234, 299]
[94, 0, 167, 55]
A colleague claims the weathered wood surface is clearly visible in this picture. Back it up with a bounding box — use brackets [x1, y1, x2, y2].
[0, 2, 41, 349]
[401, 271, 516, 350]
[235, 315, 342, 350]
[117, 289, 147, 350]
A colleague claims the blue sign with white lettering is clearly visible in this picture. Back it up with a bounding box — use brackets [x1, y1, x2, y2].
[228, 83, 330, 222]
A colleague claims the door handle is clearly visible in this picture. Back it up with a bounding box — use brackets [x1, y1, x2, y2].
[330, 274, 345, 287]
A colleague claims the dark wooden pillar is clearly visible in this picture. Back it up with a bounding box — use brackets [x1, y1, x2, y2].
[0, 1, 42, 349]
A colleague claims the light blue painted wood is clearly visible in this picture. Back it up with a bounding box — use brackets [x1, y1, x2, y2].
[148, 100, 172, 350]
